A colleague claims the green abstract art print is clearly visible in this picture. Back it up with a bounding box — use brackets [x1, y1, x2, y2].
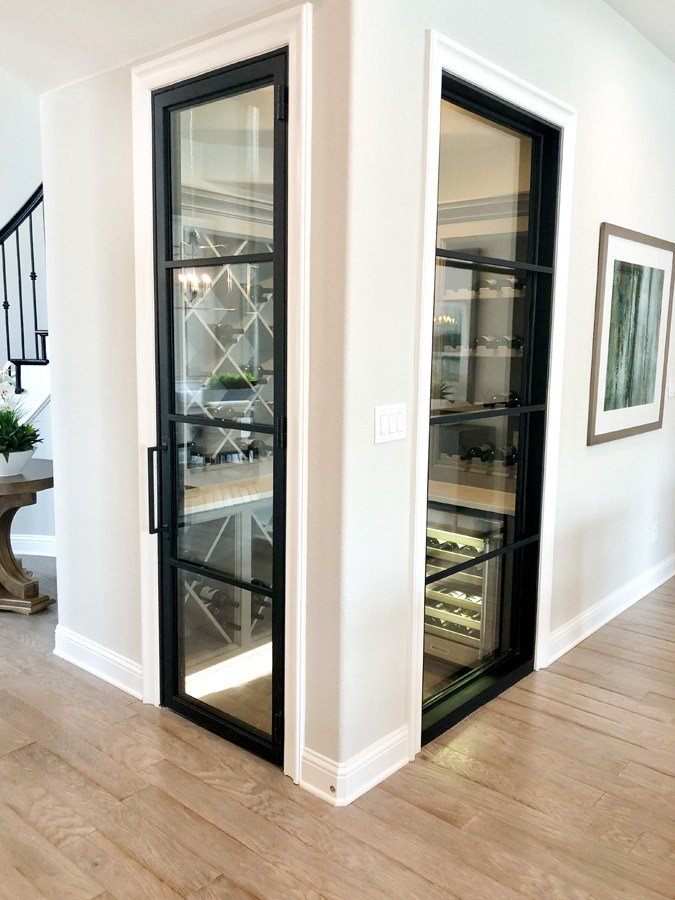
[603, 260, 664, 411]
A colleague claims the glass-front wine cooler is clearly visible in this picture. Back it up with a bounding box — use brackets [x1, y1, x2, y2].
[422, 75, 560, 742]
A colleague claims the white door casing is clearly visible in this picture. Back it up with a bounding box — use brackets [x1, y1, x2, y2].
[408, 30, 577, 759]
[131, 3, 312, 783]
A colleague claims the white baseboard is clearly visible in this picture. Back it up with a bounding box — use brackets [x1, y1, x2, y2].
[300, 725, 409, 806]
[54, 624, 143, 700]
[547, 552, 675, 665]
[11, 534, 56, 557]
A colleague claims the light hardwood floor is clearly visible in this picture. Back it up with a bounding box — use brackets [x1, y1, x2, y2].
[0, 561, 673, 898]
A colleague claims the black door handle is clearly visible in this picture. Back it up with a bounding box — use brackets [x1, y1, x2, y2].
[147, 445, 167, 534]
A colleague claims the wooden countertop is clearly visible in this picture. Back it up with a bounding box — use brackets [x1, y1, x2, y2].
[428, 479, 515, 516]
[184, 460, 272, 512]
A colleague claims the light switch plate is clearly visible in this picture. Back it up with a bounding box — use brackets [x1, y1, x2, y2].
[374, 403, 406, 443]
[668, 377, 675, 400]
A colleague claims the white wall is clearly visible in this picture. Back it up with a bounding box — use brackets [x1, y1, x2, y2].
[0, 64, 54, 548]
[41, 67, 140, 660]
[39, 0, 675, 771]
[0, 65, 42, 224]
[327, 0, 675, 760]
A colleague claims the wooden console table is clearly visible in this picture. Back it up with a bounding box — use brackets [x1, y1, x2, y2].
[0, 459, 54, 614]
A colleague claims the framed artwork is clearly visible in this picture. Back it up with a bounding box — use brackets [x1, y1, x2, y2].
[588, 223, 674, 445]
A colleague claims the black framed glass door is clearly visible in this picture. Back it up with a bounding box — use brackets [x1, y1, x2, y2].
[151, 51, 288, 763]
[422, 75, 560, 743]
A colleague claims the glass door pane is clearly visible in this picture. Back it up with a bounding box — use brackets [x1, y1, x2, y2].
[172, 261, 275, 425]
[154, 52, 287, 762]
[178, 569, 273, 735]
[437, 100, 533, 261]
[171, 86, 275, 259]
[175, 422, 274, 584]
[424, 553, 514, 702]
[431, 261, 528, 414]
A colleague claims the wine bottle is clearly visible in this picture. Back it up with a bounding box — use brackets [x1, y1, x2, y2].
[199, 585, 240, 609]
[212, 323, 245, 341]
[460, 445, 483, 461]
[496, 445, 518, 466]
[479, 443, 496, 463]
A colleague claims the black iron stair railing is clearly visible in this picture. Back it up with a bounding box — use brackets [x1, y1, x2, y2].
[0, 184, 48, 393]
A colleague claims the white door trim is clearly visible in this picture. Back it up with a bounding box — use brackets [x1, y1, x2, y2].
[409, 30, 577, 759]
[131, 3, 312, 783]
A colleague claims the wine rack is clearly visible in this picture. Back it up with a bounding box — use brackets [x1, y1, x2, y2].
[425, 526, 498, 667]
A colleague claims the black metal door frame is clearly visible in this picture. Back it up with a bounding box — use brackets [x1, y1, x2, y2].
[421, 73, 561, 744]
[151, 49, 288, 764]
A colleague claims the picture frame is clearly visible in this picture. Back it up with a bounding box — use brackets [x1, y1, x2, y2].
[587, 223, 674, 445]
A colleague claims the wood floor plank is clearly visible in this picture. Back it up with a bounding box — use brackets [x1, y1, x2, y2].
[0, 690, 148, 799]
[630, 831, 675, 864]
[189, 875, 253, 899]
[0, 753, 96, 849]
[2, 678, 164, 773]
[6, 741, 219, 896]
[424, 714, 672, 818]
[352, 788, 588, 899]
[0, 647, 139, 721]
[641, 691, 675, 720]
[0, 864, 47, 899]
[618, 760, 675, 796]
[578, 633, 675, 675]
[135, 703, 329, 815]
[530, 667, 673, 724]
[516, 669, 675, 738]
[599, 621, 675, 655]
[142, 758, 411, 899]
[0, 712, 32, 756]
[0, 565, 672, 898]
[492, 692, 675, 771]
[462, 811, 664, 900]
[124, 786, 321, 898]
[386, 749, 643, 853]
[388, 758, 675, 895]
[324, 798, 520, 900]
[607, 615, 675, 644]
[0, 800, 103, 899]
[62, 831, 181, 899]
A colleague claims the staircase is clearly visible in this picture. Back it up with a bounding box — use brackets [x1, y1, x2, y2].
[0, 185, 49, 415]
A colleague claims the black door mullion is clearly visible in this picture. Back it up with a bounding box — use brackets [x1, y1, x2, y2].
[168, 412, 275, 435]
[165, 252, 274, 269]
[425, 533, 540, 585]
[169, 557, 275, 599]
[434, 247, 553, 274]
[429, 403, 545, 427]
[270, 56, 288, 750]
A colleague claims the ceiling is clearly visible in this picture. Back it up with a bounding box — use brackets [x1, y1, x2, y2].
[0, 0, 283, 94]
[0, 0, 673, 96]
[603, 0, 675, 62]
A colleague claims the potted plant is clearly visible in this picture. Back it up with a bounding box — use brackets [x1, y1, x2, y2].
[430, 379, 454, 412]
[0, 368, 41, 476]
[202, 371, 258, 403]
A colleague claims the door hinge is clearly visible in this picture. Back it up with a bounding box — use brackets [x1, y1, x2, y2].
[276, 85, 288, 121]
[276, 416, 287, 450]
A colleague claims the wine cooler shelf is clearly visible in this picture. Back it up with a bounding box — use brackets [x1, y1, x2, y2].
[440, 275, 527, 301]
[425, 526, 498, 666]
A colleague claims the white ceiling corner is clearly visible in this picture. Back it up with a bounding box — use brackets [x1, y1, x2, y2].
[0, 0, 285, 94]
[603, 0, 675, 63]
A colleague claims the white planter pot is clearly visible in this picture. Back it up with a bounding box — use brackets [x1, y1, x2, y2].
[0, 448, 35, 477]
